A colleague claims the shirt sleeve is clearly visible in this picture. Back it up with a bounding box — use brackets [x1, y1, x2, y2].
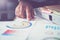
[18, 0, 60, 8]
[30, 0, 46, 2]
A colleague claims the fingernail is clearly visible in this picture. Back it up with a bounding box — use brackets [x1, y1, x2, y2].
[27, 17, 34, 21]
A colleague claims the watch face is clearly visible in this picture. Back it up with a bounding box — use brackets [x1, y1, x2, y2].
[43, 37, 60, 40]
[0, 0, 18, 21]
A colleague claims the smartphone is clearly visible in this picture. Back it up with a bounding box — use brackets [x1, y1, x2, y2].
[0, 0, 18, 21]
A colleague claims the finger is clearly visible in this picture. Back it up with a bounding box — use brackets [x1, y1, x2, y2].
[26, 4, 34, 21]
[15, 4, 20, 17]
[19, 2, 26, 18]
[15, 2, 26, 18]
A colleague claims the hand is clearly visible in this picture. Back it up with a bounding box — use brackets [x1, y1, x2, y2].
[15, 1, 35, 21]
[15, 0, 43, 21]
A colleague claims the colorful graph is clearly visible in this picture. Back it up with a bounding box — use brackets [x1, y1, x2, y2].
[6, 21, 32, 29]
[2, 29, 15, 36]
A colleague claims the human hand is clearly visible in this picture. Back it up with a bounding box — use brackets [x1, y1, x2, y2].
[15, 1, 35, 21]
